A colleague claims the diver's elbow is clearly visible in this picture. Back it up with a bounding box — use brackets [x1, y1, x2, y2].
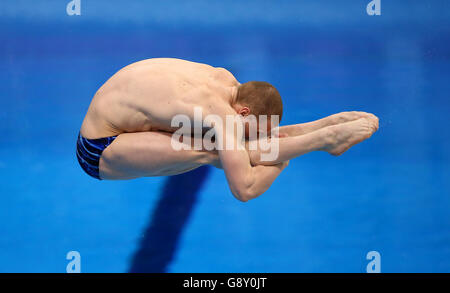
[237, 196, 249, 202]
[233, 187, 261, 202]
[231, 173, 260, 202]
[232, 188, 250, 202]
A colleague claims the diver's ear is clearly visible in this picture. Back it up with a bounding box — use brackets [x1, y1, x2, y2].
[239, 107, 250, 117]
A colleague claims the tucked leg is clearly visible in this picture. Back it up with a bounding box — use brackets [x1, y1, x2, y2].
[248, 116, 379, 166]
[278, 111, 377, 136]
[99, 131, 217, 180]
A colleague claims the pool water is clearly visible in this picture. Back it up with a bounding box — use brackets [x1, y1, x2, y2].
[0, 0, 449, 272]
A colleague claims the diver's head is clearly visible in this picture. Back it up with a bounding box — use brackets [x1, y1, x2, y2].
[232, 81, 283, 138]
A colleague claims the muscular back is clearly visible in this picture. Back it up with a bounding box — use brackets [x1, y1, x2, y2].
[80, 58, 240, 138]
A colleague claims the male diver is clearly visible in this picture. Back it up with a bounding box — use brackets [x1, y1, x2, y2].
[77, 58, 379, 202]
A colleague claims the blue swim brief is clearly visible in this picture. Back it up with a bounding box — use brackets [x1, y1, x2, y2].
[76, 133, 117, 180]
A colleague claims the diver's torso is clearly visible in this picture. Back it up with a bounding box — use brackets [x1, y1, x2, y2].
[80, 58, 239, 138]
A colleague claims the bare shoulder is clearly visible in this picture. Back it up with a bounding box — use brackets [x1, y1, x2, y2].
[212, 67, 240, 86]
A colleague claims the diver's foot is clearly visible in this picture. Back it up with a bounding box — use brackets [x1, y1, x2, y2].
[323, 117, 378, 156]
[328, 111, 378, 126]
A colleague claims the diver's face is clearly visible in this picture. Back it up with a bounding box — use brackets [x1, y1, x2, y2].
[242, 116, 273, 139]
[234, 105, 278, 139]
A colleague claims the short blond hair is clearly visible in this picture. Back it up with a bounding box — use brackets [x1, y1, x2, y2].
[235, 81, 283, 121]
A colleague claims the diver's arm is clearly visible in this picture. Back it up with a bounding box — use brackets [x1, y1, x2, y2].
[220, 147, 288, 202]
[215, 122, 288, 202]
